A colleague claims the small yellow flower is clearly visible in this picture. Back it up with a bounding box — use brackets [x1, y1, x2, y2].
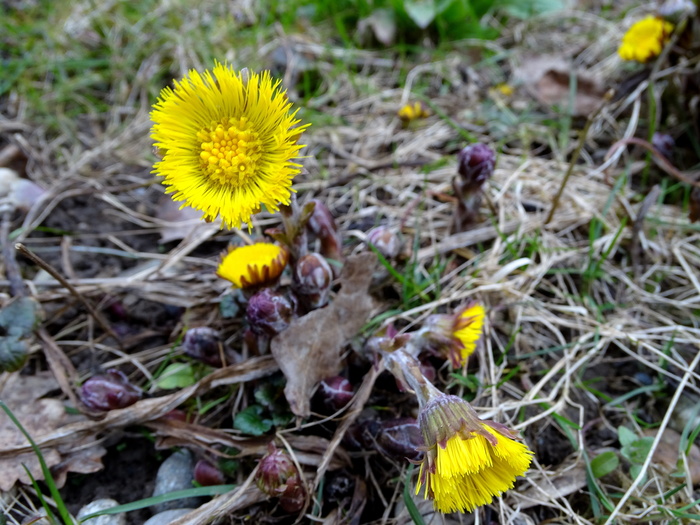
[494, 83, 514, 97]
[398, 102, 430, 123]
[151, 63, 309, 230]
[216, 243, 288, 288]
[452, 303, 486, 364]
[416, 395, 533, 514]
[618, 16, 674, 63]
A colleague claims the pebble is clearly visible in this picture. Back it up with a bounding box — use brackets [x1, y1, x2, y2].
[77, 498, 125, 525]
[151, 449, 200, 513]
[144, 508, 194, 525]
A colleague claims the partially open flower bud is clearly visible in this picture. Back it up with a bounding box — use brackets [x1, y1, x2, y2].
[80, 369, 142, 411]
[181, 327, 223, 367]
[372, 417, 424, 461]
[366, 226, 402, 259]
[316, 376, 354, 413]
[256, 445, 306, 512]
[292, 253, 333, 311]
[307, 199, 342, 263]
[457, 143, 496, 192]
[194, 459, 226, 486]
[652, 132, 675, 160]
[246, 289, 294, 337]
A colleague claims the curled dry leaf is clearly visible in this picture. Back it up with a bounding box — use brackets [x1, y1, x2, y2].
[271, 252, 377, 417]
[643, 427, 700, 484]
[517, 453, 587, 509]
[0, 372, 106, 491]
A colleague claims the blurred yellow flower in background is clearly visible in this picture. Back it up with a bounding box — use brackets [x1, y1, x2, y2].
[398, 101, 430, 124]
[618, 16, 674, 63]
[452, 303, 486, 364]
[216, 243, 288, 289]
[151, 63, 309, 229]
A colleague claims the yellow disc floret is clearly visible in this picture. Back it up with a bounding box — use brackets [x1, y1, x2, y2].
[151, 63, 309, 230]
[216, 243, 288, 289]
[618, 16, 674, 63]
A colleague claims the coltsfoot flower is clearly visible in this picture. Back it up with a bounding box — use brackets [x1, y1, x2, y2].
[398, 101, 430, 124]
[419, 302, 486, 366]
[216, 243, 288, 289]
[151, 63, 309, 229]
[416, 394, 533, 513]
[618, 16, 674, 63]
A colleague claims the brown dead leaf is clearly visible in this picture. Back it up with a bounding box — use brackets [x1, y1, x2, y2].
[155, 193, 208, 243]
[514, 55, 605, 116]
[271, 252, 377, 417]
[0, 372, 105, 491]
[517, 454, 587, 509]
[643, 427, 700, 484]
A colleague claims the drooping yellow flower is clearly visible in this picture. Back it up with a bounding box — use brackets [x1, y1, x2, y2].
[398, 101, 430, 124]
[618, 16, 674, 63]
[416, 394, 533, 513]
[452, 303, 486, 364]
[151, 63, 309, 230]
[216, 243, 288, 289]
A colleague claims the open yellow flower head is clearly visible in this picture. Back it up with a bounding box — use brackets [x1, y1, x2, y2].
[416, 394, 533, 513]
[618, 16, 674, 63]
[151, 63, 310, 230]
[452, 303, 486, 364]
[398, 101, 430, 123]
[216, 243, 288, 289]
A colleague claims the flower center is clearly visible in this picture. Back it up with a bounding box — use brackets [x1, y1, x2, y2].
[198, 117, 263, 187]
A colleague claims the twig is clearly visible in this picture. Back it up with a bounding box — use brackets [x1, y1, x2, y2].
[14, 242, 122, 346]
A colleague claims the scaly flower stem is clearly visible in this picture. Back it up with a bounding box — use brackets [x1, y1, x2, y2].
[384, 349, 442, 407]
[545, 90, 612, 225]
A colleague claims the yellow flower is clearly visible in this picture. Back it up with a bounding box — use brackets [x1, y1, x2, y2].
[151, 63, 309, 230]
[398, 101, 430, 123]
[416, 394, 534, 513]
[216, 243, 288, 289]
[494, 83, 513, 97]
[452, 303, 486, 364]
[618, 16, 674, 63]
[418, 302, 486, 367]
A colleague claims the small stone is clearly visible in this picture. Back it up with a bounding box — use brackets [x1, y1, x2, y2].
[77, 498, 125, 525]
[144, 508, 194, 525]
[151, 449, 200, 513]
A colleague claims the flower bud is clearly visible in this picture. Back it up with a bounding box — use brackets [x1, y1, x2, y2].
[372, 417, 424, 461]
[292, 253, 333, 311]
[456, 143, 496, 191]
[181, 327, 223, 367]
[194, 459, 226, 486]
[366, 226, 402, 259]
[306, 199, 342, 263]
[316, 376, 354, 413]
[246, 289, 294, 337]
[256, 445, 306, 512]
[652, 132, 674, 160]
[80, 369, 142, 411]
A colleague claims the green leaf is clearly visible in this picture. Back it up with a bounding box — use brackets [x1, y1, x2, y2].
[155, 363, 197, 390]
[403, 466, 426, 525]
[0, 297, 42, 338]
[233, 405, 272, 436]
[498, 0, 565, 19]
[404, 0, 437, 29]
[629, 463, 646, 483]
[0, 337, 29, 373]
[219, 294, 239, 319]
[590, 451, 619, 479]
[618, 425, 637, 447]
[622, 436, 654, 465]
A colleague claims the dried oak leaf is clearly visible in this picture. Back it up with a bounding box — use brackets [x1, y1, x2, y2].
[271, 252, 376, 417]
[0, 372, 106, 491]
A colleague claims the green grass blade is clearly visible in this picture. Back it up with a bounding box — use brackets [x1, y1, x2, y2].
[0, 401, 73, 524]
